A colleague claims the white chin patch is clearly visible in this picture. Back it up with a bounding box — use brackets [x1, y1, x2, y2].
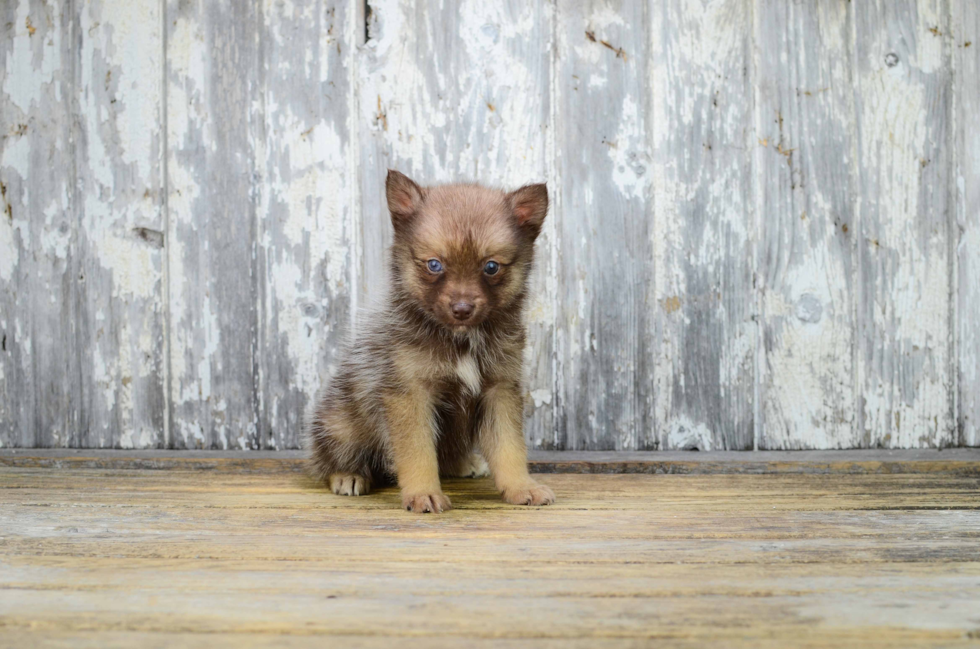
[456, 353, 481, 395]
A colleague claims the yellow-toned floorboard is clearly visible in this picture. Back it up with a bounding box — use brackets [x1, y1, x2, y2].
[1, 469, 979, 647]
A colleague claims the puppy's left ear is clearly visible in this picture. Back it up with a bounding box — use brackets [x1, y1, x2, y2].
[507, 183, 548, 240]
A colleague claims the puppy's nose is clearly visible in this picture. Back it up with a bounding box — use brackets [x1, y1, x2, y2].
[451, 302, 474, 320]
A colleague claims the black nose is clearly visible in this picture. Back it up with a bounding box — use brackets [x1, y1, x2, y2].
[451, 302, 474, 320]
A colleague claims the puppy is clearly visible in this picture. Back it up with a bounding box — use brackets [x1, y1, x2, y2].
[306, 170, 555, 513]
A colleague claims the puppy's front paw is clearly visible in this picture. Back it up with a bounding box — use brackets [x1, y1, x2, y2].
[328, 473, 371, 496]
[402, 492, 452, 514]
[502, 482, 555, 506]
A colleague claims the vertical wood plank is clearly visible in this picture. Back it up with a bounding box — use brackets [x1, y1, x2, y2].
[755, 1, 858, 449]
[166, 0, 260, 449]
[552, 0, 651, 450]
[529, 1, 559, 450]
[0, 0, 79, 447]
[74, 0, 166, 448]
[257, 0, 353, 450]
[853, 0, 954, 448]
[651, 0, 755, 451]
[955, 1, 980, 446]
[356, 0, 554, 446]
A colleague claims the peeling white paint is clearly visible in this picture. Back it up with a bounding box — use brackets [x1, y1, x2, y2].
[1, 0, 977, 451]
[530, 389, 552, 409]
[0, 218, 19, 281]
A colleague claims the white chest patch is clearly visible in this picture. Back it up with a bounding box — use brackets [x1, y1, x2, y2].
[456, 354, 482, 395]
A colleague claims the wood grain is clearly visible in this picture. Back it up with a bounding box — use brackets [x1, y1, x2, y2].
[651, 0, 755, 450]
[256, 0, 353, 450]
[165, 0, 261, 449]
[755, 1, 858, 448]
[1, 467, 979, 646]
[3, 0, 980, 451]
[3, 448, 980, 477]
[554, 0, 651, 451]
[74, 0, 167, 448]
[853, 0, 954, 448]
[955, 2, 980, 446]
[0, 0, 79, 448]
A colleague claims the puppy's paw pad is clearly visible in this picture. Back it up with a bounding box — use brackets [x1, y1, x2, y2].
[457, 452, 491, 478]
[328, 473, 370, 496]
[503, 483, 555, 506]
[402, 492, 452, 514]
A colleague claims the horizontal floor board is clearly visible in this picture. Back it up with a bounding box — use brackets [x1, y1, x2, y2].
[2, 467, 979, 646]
[2, 449, 980, 476]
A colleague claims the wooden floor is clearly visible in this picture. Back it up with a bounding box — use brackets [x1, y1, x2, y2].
[1, 458, 980, 647]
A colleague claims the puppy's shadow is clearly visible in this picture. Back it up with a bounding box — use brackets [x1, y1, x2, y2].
[294, 474, 500, 508]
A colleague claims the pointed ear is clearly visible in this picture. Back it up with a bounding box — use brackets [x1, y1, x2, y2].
[508, 183, 549, 239]
[386, 169, 424, 226]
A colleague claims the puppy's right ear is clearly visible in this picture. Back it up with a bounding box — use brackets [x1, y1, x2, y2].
[386, 170, 424, 227]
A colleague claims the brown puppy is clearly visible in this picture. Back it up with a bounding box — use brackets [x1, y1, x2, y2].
[306, 170, 555, 513]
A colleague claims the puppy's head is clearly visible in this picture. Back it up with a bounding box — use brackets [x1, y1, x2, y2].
[386, 170, 548, 330]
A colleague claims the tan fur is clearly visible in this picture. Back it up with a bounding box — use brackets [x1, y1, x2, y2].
[306, 170, 553, 513]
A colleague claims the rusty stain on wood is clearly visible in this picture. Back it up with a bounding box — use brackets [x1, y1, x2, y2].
[660, 296, 682, 314]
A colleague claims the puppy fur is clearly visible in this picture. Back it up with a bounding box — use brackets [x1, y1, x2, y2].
[306, 170, 555, 513]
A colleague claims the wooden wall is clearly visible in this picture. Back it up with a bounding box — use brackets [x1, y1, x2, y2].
[0, 0, 977, 450]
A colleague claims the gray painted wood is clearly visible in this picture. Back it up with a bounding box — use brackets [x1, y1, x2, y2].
[356, 0, 554, 445]
[955, 3, 979, 446]
[165, 0, 261, 449]
[2, 0, 979, 450]
[256, 0, 353, 450]
[74, 0, 167, 448]
[651, 0, 755, 450]
[853, 0, 955, 448]
[756, 1, 858, 449]
[553, 0, 652, 451]
[0, 0, 80, 448]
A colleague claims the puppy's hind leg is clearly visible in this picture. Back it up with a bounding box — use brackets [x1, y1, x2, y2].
[328, 472, 371, 496]
[445, 452, 490, 478]
[435, 398, 489, 479]
[307, 405, 374, 497]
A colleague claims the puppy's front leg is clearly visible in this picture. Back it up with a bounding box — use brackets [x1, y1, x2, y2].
[384, 389, 451, 513]
[478, 382, 555, 506]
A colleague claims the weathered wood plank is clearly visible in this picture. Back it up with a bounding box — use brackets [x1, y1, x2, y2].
[73, 0, 166, 448]
[853, 1, 954, 448]
[755, 1, 858, 448]
[165, 0, 261, 449]
[2, 0, 977, 452]
[1, 630, 966, 649]
[651, 0, 755, 450]
[554, 0, 651, 450]
[0, 0, 79, 448]
[3, 448, 980, 476]
[356, 0, 554, 445]
[1, 469, 979, 646]
[955, 3, 980, 446]
[256, 0, 353, 450]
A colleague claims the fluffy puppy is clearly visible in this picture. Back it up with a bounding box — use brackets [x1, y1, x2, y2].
[306, 170, 555, 513]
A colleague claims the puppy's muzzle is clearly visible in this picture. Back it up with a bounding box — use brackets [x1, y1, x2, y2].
[451, 302, 474, 321]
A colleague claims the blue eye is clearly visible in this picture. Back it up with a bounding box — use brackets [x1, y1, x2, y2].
[483, 260, 500, 276]
[426, 259, 443, 273]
